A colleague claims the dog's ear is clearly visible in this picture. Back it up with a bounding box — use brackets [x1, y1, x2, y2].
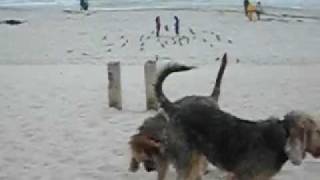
[302, 117, 320, 158]
[129, 134, 160, 160]
[130, 134, 160, 149]
[285, 120, 306, 165]
[284, 112, 315, 165]
[129, 134, 160, 172]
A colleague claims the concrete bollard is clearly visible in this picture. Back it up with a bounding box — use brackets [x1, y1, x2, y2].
[108, 61, 122, 110]
[144, 60, 158, 110]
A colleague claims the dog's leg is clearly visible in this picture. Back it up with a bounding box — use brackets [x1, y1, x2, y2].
[157, 159, 169, 180]
[226, 173, 237, 180]
[129, 157, 140, 172]
[199, 156, 209, 175]
[176, 169, 187, 180]
[182, 153, 204, 180]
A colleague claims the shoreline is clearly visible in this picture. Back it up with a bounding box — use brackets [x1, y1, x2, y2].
[1, 4, 320, 20]
[1, 3, 320, 13]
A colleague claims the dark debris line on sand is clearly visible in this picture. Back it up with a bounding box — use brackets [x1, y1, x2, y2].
[0, 19, 26, 25]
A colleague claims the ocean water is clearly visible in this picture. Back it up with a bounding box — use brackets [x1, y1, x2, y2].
[0, 0, 320, 9]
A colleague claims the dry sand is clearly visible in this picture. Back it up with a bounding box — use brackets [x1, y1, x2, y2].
[0, 6, 320, 180]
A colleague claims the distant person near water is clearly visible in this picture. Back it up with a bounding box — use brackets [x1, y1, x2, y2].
[247, 3, 256, 21]
[80, 0, 89, 11]
[244, 0, 249, 16]
[174, 16, 180, 36]
[155, 16, 161, 37]
[256, 1, 263, 20]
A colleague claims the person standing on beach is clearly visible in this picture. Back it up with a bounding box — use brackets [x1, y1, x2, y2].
[80, 0, 89, 11]
[244, 0, 249, 16]
[256, 1, 263, 20]
[174, 16, 180, 36]
[155, 16, 161, 38]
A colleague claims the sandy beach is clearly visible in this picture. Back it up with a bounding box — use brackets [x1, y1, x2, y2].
[1, 6, 320, 180]
[1, 7, 320, 65]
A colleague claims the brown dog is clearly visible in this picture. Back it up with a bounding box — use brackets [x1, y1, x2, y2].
[129, 112, 209, 180]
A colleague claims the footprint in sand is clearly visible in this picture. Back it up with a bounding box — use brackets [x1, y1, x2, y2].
[139, 34, 144, 42]
[211, 31, 215, 35]
[78, 32, 88, 35]
[189, 28, 196, 35]
[180, 36, 190, 44]
[102, 35, 107, 40]
[107, 49, 112, 53]
[120, 35, 125, 39]
[160, 43, 165, 48]
[146, 36, 151, 40]
[216, 34, 221, 41]
[210, 44, 214, 48]
[97, 165, 110, 172]
[140, 42, 145, 50]
[164, 40, 168, 45]
[151, 30, 155, 34]
[121, 43, 127, 48]
[114, 150, 124, 156]
[277, 19, 290, 23]
[202, 38, 207, 43]
[192, 36, 196, 40]
[228, 39, 233, 44]
[105, 43, 114, 47]
[67, 49, 74, 54]
[202, 30, 208, 33]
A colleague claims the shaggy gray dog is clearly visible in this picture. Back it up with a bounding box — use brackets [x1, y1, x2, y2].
[129, 54, 228, 180]
[154, 55, 320, 180]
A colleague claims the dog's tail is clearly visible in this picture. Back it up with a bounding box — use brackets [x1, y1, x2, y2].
[155, 62, 195, 113]
[211, 53, 227, 102]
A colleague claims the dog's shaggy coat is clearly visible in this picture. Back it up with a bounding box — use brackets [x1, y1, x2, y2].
[155, 57, 320, 180]
[129, 54, 228, 180]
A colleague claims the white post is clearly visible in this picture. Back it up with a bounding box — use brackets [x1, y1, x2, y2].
[108, 61, 122, 110]
[144, 60, 158, 110]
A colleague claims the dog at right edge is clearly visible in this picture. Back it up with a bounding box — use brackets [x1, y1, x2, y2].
[154, 57, 320, 180]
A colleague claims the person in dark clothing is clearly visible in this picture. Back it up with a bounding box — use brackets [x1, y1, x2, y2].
[174, 16, 180, 36]
[244, 0, 249, 16]
[256, 1, 263, 20]
[155, 16, 161, 38]
[80, 0, 89, 11]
